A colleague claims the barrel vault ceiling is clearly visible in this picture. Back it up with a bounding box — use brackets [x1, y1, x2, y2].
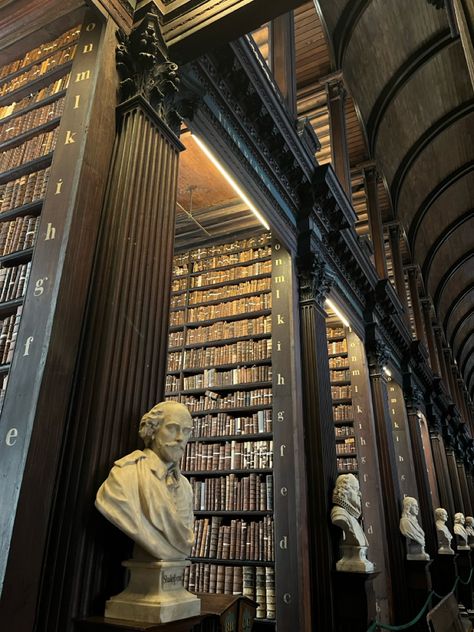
[314, 0, 474, 400]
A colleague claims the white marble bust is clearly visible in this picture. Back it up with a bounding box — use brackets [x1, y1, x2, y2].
[465, 516, 474, 548]
[331, 473, 374, 572]
[434, 507, 454, 555]
[454, 512, 470, 551]
[96, 401, 195, 560]
[399, 496, 430, 560]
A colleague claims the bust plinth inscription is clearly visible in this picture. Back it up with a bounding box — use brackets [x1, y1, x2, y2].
[96, 401, 200, 623]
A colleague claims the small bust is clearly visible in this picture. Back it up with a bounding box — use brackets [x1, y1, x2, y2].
[465, 516, 474, 548]
[434, 508, 454, 555]
[331, 473, 374, 572]
[399, 497, 430, 560]
[454, 512, 470, 550]
[96, 401, 195, 560]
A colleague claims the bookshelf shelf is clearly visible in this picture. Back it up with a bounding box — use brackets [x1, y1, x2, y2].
[172, 272, 271, 296]
[330, 380, 351, 386]
[168, 332, 271, 352]
[0, 117, 61, 153]
[329, 365, 349, 371]
[0, 39, 77, 86]
[331, 397, 352, 405]
[168, 358, 272, 376]
[328, 351, 348, 359]
[0, 61, 73, 109]
[189, 557, 275, 567]
[187, 405, 273, 417]
[183, 468, 273, 477]
[171, 289, 271, 312]
[0, 89, 67, 128]
[189, 433, 273, 444]
[0, 297, 23, 319]
[188, 255, 272, 277]
[0, 153, 53, 186]
[184, 308, 272, 329]
[193, 510, 273, 516]
[167, 381, 272, 397]
[0, 200, 43, 223]
[0, 247, 34, 267]
[0, 362, 10, 375]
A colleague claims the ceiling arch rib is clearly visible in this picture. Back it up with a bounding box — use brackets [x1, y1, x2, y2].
[409, 164, 474, 253]
[333, 0, 372, 67]
[433, 252, 474, 310]
[444, 283, 474, 332]
[366, 29, 455, 155]
[391, 99, 474, 211]
[450, 307, 474, 350]
[460, 331, 474, 374]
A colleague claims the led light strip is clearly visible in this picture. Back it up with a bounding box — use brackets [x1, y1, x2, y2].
[190, 133, 270, 230]
[325, 297, 350, 328]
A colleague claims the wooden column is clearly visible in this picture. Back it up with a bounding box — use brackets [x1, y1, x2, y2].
[271, 12, 296, 118]
[364, 167, 388, 279]
[406, 266, 427, 347]
[365, 326, 407, 621]
[34, 12, 187, 632]
[444, 350, 460, 408]
[457, 459, 473, 516]
[327, 78, 351, 200]
[297, 228, 337, 632]
[429, 420, 456, 520]
[421, 299, 441, 376]
[434, 326, 451, 394]
[386, 223, 410, 324]
[446, 447, 465, 513]
[467, 471, 474, 507]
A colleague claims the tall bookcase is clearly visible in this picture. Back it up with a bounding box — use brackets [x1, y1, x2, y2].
[166, 233, 276, 624]
[0, 25, 80, 411]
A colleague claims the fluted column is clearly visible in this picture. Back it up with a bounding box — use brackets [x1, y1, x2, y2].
[446, 445, 465, 514]
[444, 350, 459, 407]
[35, 12, 189, 632]
[365, 326, 407, 621]
[406, 266, 427, 347]
[327, 78, 351, 199]
[364, 166, 388, 279]
[429, 417, 456, 520]
[434, 326, 451, 394]
[297, 224, 337, 631]
[387, 223, 410, 325]
[421, 299, 441, 376]
[457, 459, 473, 516]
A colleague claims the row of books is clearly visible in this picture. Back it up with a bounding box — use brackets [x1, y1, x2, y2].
[182, 440, 273, 472]
[335, 438, 356, 455]
[0, 96, 65, 143]
[192, 516, 274, 561]
[0, 75, 70, 121]
[329, 356, 349, 369]
[174, 234, 272, 267]
[0, 215, 39, 256]
[187, 246, 272, 274]
[0, 166, 50, 212]
[335, 425, 354, 438]
[181, 278, 271, 308]
[0, 26, 80, 80]
[327, 327, 345, 338]
[330, 369, 351, 383]
[0, 45, 76, 99]
[0, 127, 58, 173]
[337, 457, 358, 472]
[190, 473, 273, 512]
[190, 261, 272, 289]
[190, 410, 272, 437]
[184, 564, 275, 619]
[186, 294, 272, 323]
[0, 373, 8, 413]
[327, 339, 348, 354]
[0, 262, 31, 303]
[185, 315, 272, 345]
[333, 404, 353, 421]
[180, 366, 272, 391]
[168, 339, 272, 369]
[171, 388, 272, 412]
[0, 306, 22, 364]
[331, 384, 352, 399]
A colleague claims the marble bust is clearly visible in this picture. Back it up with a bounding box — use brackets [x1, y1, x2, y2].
[465, 516, 474, 548]
[96, 401, 200, 623]
[399, 497, 429, 560]
[434, 508, 454, 555]
[454, 512, 470, 551]
[331, 473, 374, 572]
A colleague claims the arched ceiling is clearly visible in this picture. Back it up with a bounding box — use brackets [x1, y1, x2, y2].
[317, 0, 474, 401]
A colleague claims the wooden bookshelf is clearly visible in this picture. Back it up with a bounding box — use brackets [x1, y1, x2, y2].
[0, 25, 80, 414]
[167, 233, 276, 623]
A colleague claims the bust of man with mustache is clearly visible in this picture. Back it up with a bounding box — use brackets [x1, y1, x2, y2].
[96, 401, 194, 560]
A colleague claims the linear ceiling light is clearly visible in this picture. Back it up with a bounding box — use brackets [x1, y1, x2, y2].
[190, 133, 270, 230]
[325, 298, 350, 328]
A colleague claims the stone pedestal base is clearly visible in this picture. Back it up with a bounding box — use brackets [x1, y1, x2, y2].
[431, 554, 458, 598]
[105, 560, 200, 624]
[333, 570, 378, 632]
[336, 545, 374, 573]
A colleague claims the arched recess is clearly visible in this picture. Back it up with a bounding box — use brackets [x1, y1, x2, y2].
[433, 253, 474, 310]
[333, 0, 372, 66]
[451, 308, 474, 351]
[444, 283, 474, 332]
[459, 331, 474, 374]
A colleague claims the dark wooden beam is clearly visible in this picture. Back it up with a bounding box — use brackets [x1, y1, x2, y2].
[450, 307, 474, 349]
[367, 29, 456, 155]
[443, 282, 474, 332]
[391, 100, 474, 211]
[333, 0, 372, 67]
[271, 11, 297, 118]
[409, 162, 474, 253]
[421, 207, 474, 282]
[433, 252, 474, 308]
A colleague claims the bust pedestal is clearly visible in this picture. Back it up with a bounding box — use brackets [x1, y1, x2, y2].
[105, 560, 200, 624]
[333, 570, 378, 632]
[431, 554, 457, 599]
[405, 559, 432, 632]
[336, 544, 374, 573]
[456, 549, 473, 611]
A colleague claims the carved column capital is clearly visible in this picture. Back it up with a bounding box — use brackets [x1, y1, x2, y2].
[420, 298, 433, 315]
[365, 327, 390, 373]
[297, 253, 334, 306]
[116, 9, 199, 134]
[326, 76, 346, 101]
